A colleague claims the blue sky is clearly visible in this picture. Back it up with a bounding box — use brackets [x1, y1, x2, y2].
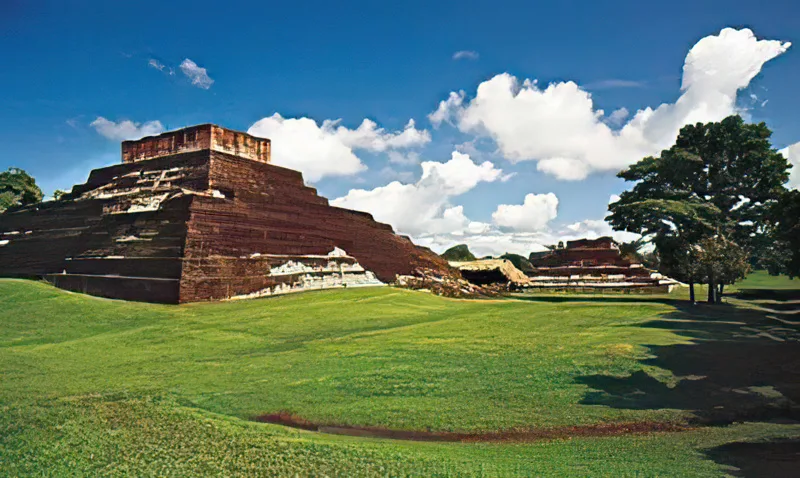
[1, 0, 799, 255]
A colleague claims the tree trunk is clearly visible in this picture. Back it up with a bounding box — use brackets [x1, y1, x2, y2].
[707, 268, 717, 304]
[689, 282, 695, 303]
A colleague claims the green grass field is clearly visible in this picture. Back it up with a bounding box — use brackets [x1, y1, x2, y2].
[731, 270, 799, 290]
[1, 275, 799, 476]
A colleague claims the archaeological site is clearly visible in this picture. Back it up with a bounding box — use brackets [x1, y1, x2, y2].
[0, 125, 452, 303]
[526, 237, 679, 292]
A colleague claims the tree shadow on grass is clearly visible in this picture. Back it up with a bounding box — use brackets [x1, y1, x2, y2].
[577, 300, 800, 475]
[512, 295, 684, 305]
[704, 439, 800, 477]
[577, 301, 800, 425]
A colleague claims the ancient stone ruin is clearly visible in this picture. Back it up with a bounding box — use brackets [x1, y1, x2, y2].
[527, 237, 679, 292]
[0, 124, 452, 303]
[449, 259, 529, 288]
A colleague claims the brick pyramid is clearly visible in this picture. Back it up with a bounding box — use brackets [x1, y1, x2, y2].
[0, 124, 452, 303]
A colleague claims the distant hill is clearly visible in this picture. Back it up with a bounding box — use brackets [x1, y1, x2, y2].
[441, 244, 476, 261]
[500, 253, 534, 273]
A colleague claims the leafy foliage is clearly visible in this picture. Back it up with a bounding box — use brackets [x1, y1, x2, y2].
[440, 243, 476, 261]
[767, 190, 800, 278]
[696, 235, 751, 301]
[500, 252, 534, 272]
[0, 168, 43, 212]
[608, 116, 791, 301]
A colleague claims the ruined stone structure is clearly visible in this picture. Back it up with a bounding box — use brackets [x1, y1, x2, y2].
[449, 259, 529, 287]
[0, 125, 452, 303]
[527, 237, 679, 292]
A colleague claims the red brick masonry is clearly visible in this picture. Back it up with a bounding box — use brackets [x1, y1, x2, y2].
[0, 126, 451, 303]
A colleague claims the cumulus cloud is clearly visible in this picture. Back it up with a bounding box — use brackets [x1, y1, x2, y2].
[428, 91, 465, 127]
[606, 107, 630, 126]
[248, 114, 431, 182]
[564, 219, 640, 244]
[379, 166, 415, 183]
[180, 58, 214, 89]
[90, 117, 164, 141]
[453, 50, 479, 61]
[331, 151, 504, 236]
[332, 118, 430, 151]
[414, 216, 641, 257]
[492, 193, 559, 232]
[388, 150, 421, 165]
[248, 114, 366, 182]
[780, 142, 800, 189]
[430, 28, 790, 180]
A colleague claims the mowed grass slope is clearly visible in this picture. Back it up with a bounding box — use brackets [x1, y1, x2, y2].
[1, 280, 688, 431]
[2, 277, 799, 475]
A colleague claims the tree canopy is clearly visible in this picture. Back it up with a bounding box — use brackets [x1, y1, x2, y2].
[500, 253, 534, 273]
[767, 190, 800, 278]
[441, 244, 476, 262]
[607, 115, 791, 302]
[0, 168, 43, 213]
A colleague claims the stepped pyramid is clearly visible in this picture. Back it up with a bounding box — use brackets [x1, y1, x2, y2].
[0, 124, 452, 303]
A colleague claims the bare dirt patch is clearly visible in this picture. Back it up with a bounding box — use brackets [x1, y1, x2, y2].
[253, 412, 690, 442]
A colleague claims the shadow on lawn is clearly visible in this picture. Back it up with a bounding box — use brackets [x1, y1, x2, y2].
[577, 300, 800, 475]
[513, 295, 684, 305]
[578, 301, 800, 425]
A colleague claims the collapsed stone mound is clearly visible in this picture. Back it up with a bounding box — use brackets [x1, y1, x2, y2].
[449, 259, 529, 288]
[0, 124, 454, 303]
[396, 268, 503, 298]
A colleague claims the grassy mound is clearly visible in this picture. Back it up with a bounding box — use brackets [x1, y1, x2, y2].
[1, 278, 799, 475]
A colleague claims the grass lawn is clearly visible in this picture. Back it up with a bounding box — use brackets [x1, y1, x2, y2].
[1, 277, 799, 475]
[731, 270, 800, 290]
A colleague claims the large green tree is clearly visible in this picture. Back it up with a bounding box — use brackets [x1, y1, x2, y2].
[607, 115, 790, 303]
[766, 189, 800, 278]
[0, 168, 43, 213]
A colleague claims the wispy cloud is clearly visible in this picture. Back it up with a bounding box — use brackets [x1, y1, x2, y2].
[180, 58, 214, 89]
[583, 79, 646, 90]
[148, 58, 175, 75]
[452, 50, 479, 61]
[90, 117, 164, 141]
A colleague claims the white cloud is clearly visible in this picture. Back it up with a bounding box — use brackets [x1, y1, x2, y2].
[583, 79, 645, 90]
[90, 117, 164, 141]
[431, 28, 790, 180]
[148, 58, 174, 75]
[388, 150, 421, 165]
[780, 142, 800, 189]
[180, 58, 214, 89]
[331, 151, 504, 236]
[606, 107, 630, 126]
[414, 216, 641, 257]
[428, 91, 465, 127]
[564, 219, 640, 244]
[453, 50, 479, 61]
[492, 193, 559, 232]
[332, 118, 430, 151]
[248, 114, 366, 182]
[536, 157, 591, 181]
[379, 166, 415, 183]
[248, 114, 431, 182]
